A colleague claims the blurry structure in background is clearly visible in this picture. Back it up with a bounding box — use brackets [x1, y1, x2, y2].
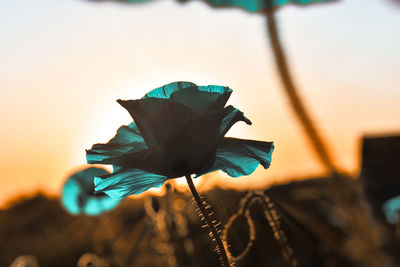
[10, 255, 39, 267]
[61, 167, 121, 216]
[360, 135, 400, 224]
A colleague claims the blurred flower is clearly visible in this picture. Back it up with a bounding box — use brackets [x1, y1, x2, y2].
[182, 0, 337, 13]
[88, 0, 336, 8]
[383, 196, 400, 224]
[61, 167, 121, 215]
[87, 82, 274, 198]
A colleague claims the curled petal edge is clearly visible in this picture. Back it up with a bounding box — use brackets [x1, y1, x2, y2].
[196, 137, 274, 178]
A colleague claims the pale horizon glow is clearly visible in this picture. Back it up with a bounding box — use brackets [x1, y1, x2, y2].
[1, 0, 400, 207]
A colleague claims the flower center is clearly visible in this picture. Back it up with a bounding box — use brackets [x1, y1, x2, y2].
[170, 160, 192, 178]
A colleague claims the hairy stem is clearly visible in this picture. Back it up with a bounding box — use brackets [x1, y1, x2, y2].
[185, 174, 230, 267]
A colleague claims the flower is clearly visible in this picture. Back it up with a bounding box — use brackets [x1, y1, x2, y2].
[87, 82, 274, 198]
[193, 0, 337, 13]
[61, 167, 121, 215]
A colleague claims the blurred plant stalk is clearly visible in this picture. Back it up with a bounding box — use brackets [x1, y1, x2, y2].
[266, 10, 338, 175]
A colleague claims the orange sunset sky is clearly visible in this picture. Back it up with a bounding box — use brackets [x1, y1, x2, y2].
[1, 0, 399, 207]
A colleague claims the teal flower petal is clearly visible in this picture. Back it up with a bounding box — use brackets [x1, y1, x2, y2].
[86, 122, 147, 165]
[144, 82, 232, 116]
[219, 105, 252, 138]
[204, 0, 336, 13]
[94, 168, 168, 198]
[61, 167, 121, 215]
[197, 137, 274, 177]
[143, 81, 197, 99]
[170, 85, 232, 116]
[117, 98, 196, 147]
[117, 82, 233, 147]
[383, 196, 400, 224]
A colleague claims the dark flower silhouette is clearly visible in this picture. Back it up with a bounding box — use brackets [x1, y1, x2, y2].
[87, 82, 274, 198]
[61, 167, 120, 215]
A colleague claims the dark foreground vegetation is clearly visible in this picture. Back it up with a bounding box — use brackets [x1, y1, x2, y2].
[1, 135, 400, 267]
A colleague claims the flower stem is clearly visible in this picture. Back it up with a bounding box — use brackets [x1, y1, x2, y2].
[185, 174, 230, 267]
[265, 10, 338, 175]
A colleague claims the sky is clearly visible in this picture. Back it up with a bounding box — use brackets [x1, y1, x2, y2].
[0, 0, 399, 207]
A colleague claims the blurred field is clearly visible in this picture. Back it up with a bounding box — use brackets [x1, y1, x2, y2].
[2, 134, 400, 267]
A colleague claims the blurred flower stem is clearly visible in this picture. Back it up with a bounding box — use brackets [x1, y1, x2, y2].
[185, 174, 230, 267]
[266, 10, 338, 174]
[266, 12, 393, 265]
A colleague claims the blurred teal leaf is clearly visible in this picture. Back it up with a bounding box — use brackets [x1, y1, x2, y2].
[383, 196, 400, 224]
[61, 167, 121, 215]
[87, 82, 274, 198]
